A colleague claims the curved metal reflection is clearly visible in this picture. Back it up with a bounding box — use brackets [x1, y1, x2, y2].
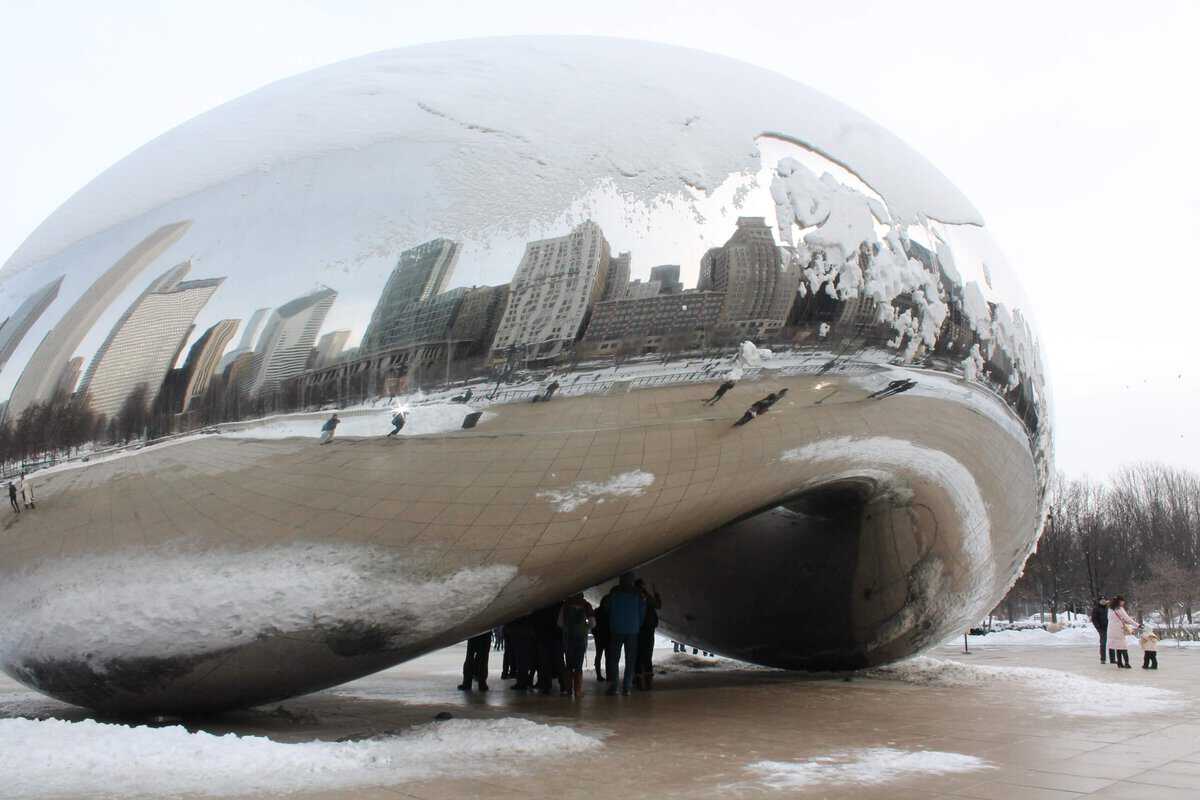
[0, 37, 1051, 714]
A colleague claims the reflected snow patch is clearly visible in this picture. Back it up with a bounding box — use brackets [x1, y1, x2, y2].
[0, 716, 601, 797]
[867, 656, 1180, 717]
[537, 469, 655, 512]
[745, 747, 991, 790]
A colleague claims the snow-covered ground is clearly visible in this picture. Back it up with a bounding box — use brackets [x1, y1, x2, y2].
[0, 716, 601, 798]
[740, 748, 992, 791]
[867, 656, 1180, 718]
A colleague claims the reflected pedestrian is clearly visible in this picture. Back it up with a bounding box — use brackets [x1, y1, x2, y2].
[704, 379, 735, 406]
[319, 414, 340, 444]
[634, 579, 662, 690]
[17, 473, 34, 509]
[606, 574, 646, 696]
[733, 393, 776, 427]
[8, 481, 19, 514]
[1106, 595, 1137, 669]
[1091, 597, 1109, 664]
[559, 593, 595, 698]
[386, 410, 406, 437]
[457, 630, 491, 692]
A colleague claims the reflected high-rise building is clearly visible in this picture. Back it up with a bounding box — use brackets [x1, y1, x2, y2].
[602, 251, 631, 300]
[179, 319, 240, 412]
[0, 276, 63, 376]
[699, 216, 799, 337]
[5, 221, 191, 421]
[490, 221, 611, 361]
[649, 264, 683, 294]
[247, 287, 337, 397]
[52, 356, 84, 399]
[362, 239, 460, 353]
[312, 329, 351, 370]
[217, 307, 271, 373]
[79, 262, 224, 419]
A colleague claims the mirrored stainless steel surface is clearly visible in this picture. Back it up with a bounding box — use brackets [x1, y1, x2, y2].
[0, 37, 1051, 713]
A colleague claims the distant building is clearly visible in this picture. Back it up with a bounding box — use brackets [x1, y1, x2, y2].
[624, 279, 663, 299]
[582, 290, 725, 353]
[362, 239, 460, 353]
[0, 276, 63, 377]
[700, 217, 799, 337]
[490, 221, 611, 362]
[217, 306, 270, 373]
[78, 262, 224, 419]
[5, 221, 191, 421]
[247, 287, 337, 397]
[602, 251, 631, 300]
[53, 356, 83, 399]
[179, 319, 240, 412]
[313, 329, 351, 369]
[451, 284, 511, 357]
[649, 264, 683, 294]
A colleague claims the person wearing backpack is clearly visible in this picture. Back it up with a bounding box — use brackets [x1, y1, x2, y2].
[559, 593, 596, 698]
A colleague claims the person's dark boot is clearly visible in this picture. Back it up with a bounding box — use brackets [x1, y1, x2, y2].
[457, 683, 470, 691]
[478, 682, 489, 691]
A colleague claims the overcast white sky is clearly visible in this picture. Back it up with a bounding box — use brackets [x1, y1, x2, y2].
[1, 0, 1196, 480]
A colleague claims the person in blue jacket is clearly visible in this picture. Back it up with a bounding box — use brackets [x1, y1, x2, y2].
[605, 573, 646, 695]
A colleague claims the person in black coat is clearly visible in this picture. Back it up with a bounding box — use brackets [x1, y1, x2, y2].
[532, 602, 568, 695]
[1091, 598, 1110, 664]
[593, 593, 611, 681]
[504, 614, 537, 691]
[634, 579, 662, 690]
[457, 630, 491, 691]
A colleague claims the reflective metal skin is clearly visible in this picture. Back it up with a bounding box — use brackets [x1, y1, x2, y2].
[0, 38, 1051, 714]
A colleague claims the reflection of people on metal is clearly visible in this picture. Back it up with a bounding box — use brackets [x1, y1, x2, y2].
[18, 474, 34, 509]
[450, 387, 473, 403]
[319, 413, 340, 444]
[457, 631, 491, 692]
[531, 380, 560, 403]
[868, 379, 917, 399]
[8, 482, 19, 514]
[733, 392, 779, 427]
[386, 410, 406, 437]
[704, 379, 736, 406]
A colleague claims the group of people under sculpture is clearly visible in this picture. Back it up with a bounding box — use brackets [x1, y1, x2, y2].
[1090, 595, 1160, 669]
[459, 573, 664, 696]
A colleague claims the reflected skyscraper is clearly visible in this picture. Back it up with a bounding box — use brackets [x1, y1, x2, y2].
[247, 287, 337, 397]
[0, 276, 63, 377]
[699, 217, 799, 337]
[5, 221, 191, 420]
[179, 319, 240, 412]
[490, 221, 611, 361]
[79, 262, 224, 418]
[362, 239, 460, 353]
[217, 307, 270, 373]
[602, 251, 631, 300]
[649, 264, 683, 294]
[313, 329, 351, 370]
[52, 356, 83, 399]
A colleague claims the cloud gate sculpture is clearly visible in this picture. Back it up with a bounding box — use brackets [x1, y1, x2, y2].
[0, 38, 1051, 714]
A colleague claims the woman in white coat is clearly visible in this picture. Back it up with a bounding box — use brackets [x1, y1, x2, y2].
[1106, 595, 1137, 669]
[17, 473, 34, 510]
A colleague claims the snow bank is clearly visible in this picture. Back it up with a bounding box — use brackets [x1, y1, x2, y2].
[536, 469, 655, 512]
[867, 657, 1179, 717]
[744, 748, 991, 790]
[0, 543, 516, 669]
[0, 716, 601, 798]
[962, 627, 1103, 647]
